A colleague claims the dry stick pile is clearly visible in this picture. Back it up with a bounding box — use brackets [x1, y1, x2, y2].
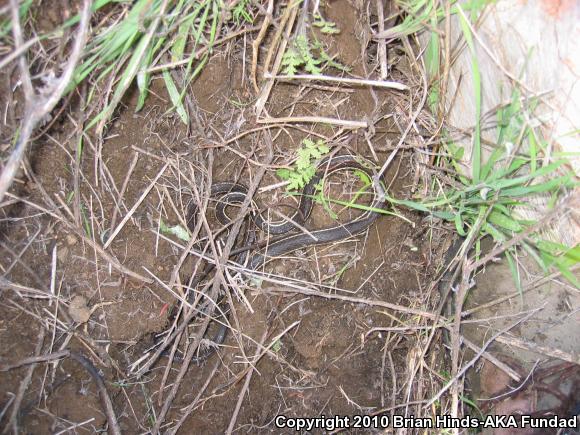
[1, 1, 573, 434]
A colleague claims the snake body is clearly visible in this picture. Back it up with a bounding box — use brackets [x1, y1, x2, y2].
[173, 154, 385, 363]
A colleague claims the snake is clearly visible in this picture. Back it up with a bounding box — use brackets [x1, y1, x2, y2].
[166, 154, 386, 364]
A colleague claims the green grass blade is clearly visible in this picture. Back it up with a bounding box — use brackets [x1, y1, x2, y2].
[505, 249, 522, 293]
[162, 70, 189, 124]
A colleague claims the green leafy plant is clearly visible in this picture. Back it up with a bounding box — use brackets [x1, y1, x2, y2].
[281, 34, 350, 75]
[272, 339, 282, 353]
[312, 14, 340, 34]
[282, 34, 323, 75]
[277, 138, 330, 191]
[377, 4, 579, 289]
[281, 5, 347, 76]
[159, 218, 191, 242]
[388, 86, 578, 289]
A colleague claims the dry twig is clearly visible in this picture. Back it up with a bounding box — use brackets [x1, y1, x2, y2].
[0, 0, 92, 203]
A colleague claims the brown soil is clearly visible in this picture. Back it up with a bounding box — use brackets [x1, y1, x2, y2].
[0, 2, 450, 433]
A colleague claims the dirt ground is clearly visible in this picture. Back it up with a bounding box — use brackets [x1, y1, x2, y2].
[0, 1, 456, 434]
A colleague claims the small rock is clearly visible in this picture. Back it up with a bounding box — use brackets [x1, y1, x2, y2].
[68, 295, 91, 324]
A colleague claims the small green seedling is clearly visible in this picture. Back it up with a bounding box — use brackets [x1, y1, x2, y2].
[159, 218, 191, 242]
[312, 14, 340, 34]
[277, 138, 330, 191]
[272, 339, 282, 353]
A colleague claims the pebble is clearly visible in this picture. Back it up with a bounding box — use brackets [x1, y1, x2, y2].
[68, 295, 91, 324]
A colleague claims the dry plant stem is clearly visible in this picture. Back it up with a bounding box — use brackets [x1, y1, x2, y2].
[225, 329, 269, 435]
[103, 162, 169, 249]
[6, 173, 151, 283]
[257, 116, 367, 129]
[132, 282, 213, 376]
[266, 73, 409, 90]
[0, 34, 41, 71]
[151, 300, 211, 375]
[0, 239, 45, 288]
[426, 304, 545, 408]
[156, 157, 214, 406]
[375, 55, 428, 186]
[160, 231, 438, 321]
[450, 260, 469, 419]
[168, 359, 220, 435]
[0, 0, 92, 203]
[375, 0, 388, 79]
[109, 151, 139, 231]
[462, 337, 521, 382]
[0, 277, 56, 299]
[262, 286, 436, 319]
[146, 25, 261, 73]
[3, 329, 44, 434]
[255, 4, 298, 117]
[462, 263, 580, 317]
[447, 203, 497, 418]
[67, 352, 121, 435]
[140, 254, 308, 376]
[152, 135, 274, 433]
[495, 336, 580, 365]
[262, 2, 293, 78]
[168, 155, 213, 290]
[9, 0, 33, 100]
[251, 0, 274, 93]
[0, 350, 71, 372]
[184, 173, 251, 365]
[53, 194, 153, 283]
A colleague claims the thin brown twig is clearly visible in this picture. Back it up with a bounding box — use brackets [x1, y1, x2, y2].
[145, 25, 261, 73]
[256, 115, 368, 129]
[225, 329, 269, 435]
[109, 152, 139, 231]
[251, 0, 273, 93]
[9, 0, 33, 100]
[0, 0, 92, 203]
[0, 349, 69, 372]
[168, 359, 221, 435]
[2, 329, 45, 434]
[103, 162, 169, 249]
[375, 0, 388, 80]
[255, 3, 298, 117]
[462, 337, 521, 382]
[495, 335, 580, 365]
[425, 304, 546, 407]
[261, 286, 436, 319]
[151, 133, 274, 433]
[266, 73, 408, 90]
